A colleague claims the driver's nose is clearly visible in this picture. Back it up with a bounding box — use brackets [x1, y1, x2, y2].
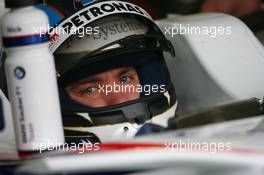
[104, 90, 135, 106]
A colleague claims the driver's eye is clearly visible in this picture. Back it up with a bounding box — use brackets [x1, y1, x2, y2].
[81, 86, 98, 95]
[119, 75, 131, 84]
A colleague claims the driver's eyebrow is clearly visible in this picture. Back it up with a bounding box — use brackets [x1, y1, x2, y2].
[77, 76, 102, 85]
[116, 67, 135, 77]
[73, 67, 136, 86]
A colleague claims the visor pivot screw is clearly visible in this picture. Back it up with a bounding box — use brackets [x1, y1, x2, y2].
[123, 127, 129, 132]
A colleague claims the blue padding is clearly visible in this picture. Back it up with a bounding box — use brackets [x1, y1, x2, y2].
[81, 0, 95, 6]
[35, 5, 63, 27]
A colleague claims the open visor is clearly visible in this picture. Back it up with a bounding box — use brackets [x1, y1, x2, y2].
[55, 34, 175, 85]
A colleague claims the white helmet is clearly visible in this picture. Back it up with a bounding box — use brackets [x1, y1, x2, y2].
[38, 0, 177, 143]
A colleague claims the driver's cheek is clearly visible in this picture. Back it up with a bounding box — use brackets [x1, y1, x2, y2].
[74, 92, 139, 107]
[103, 91, 140, 106]
[74, 96, 108, 108]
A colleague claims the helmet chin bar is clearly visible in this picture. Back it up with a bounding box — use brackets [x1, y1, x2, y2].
[89, 93, 170, 125]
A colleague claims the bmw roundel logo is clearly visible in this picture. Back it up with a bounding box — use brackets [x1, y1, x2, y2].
[14, 67, 26, 79]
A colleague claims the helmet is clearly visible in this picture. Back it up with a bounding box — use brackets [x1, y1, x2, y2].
[38, 0, 178, 143]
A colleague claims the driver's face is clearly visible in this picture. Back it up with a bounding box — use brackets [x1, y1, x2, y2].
[65, 67, 140, 108]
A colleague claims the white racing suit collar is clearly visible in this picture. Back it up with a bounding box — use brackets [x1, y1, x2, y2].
[64, 101, 177, 142]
